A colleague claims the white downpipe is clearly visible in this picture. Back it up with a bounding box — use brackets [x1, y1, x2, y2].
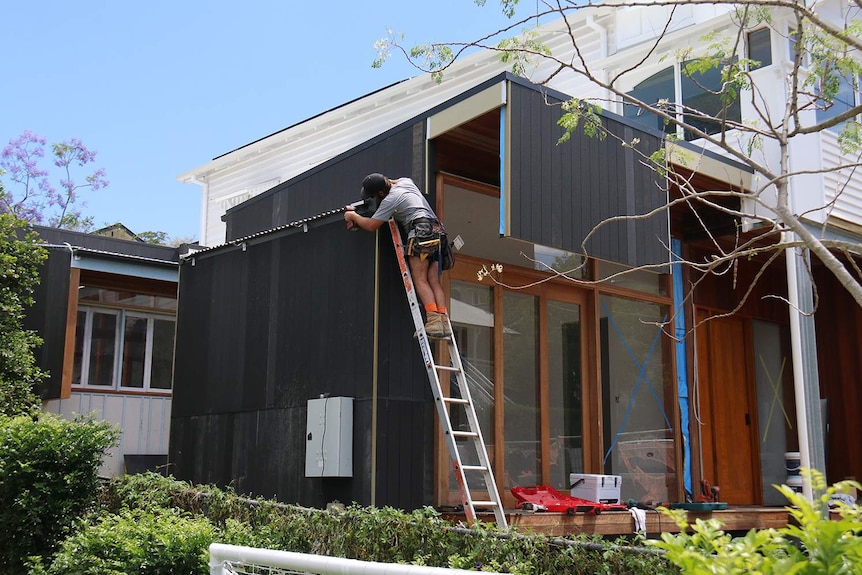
[784, 234, 813, 500]
[209, 544, 506, 575]
[584, 15, 610, 107]
[584, 15, 608, 59]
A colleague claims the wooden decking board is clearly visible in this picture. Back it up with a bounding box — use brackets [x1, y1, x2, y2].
[442, 507, 790, 536]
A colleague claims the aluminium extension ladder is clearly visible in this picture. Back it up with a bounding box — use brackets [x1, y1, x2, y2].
[388, 219, 508, 529]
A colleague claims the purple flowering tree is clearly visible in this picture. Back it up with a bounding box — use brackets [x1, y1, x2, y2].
[0, 131, 109, 231]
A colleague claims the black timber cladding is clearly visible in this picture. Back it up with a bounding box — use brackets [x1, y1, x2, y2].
[225, 124, 424, 241]
[173, 121, 435, 509]
[508, 82, 670, 268]
[22, 248, 71, 400]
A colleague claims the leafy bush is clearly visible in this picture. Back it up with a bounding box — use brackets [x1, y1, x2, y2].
[0, 412, 119, 571]
[652, 470, 862, 574]
[0, 211, 47, 417]
[28, 508, 215, 575]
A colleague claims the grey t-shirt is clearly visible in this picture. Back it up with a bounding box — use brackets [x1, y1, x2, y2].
[371, 178, 436, 227]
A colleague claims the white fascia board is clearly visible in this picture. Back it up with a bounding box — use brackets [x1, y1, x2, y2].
[666, 141, 753, 191]
[195, 66, 508, 191]
[178, 59, 509, 184]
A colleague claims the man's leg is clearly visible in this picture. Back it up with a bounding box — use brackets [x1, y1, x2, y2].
[409, 255, 446, 337]
[425, 258, 451, 337]
[408, 255, 436, 308]
[427, 260, 446, 306]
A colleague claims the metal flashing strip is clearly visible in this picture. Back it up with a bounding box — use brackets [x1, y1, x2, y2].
[189, 203, 359, 258]
[71, 251, 178, 282]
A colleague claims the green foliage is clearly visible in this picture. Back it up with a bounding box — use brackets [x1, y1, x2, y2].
[558, 99, 606, 143]
[497, 30, 551, 78]
[651, 470, 862, 574]
[0, 208, 47, 417]
[474, 0, 519, 19]
[0, 413, 120, 571]
[135, 230, 169, 245]
[28, 509, 214, 575]
[102, 472, 674, 574]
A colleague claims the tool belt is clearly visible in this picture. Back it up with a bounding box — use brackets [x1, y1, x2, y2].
[407, 217, 454, 270]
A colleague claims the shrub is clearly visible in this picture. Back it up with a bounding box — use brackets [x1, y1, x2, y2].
[0, 412, 119, 572]
[651, 470, 862, 574]
[103, 473, 675, 575]
[0, 212, 47, 417]
[28, 509, 215, 575]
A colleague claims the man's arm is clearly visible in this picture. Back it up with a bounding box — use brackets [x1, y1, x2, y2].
[345, 208, 386, 232]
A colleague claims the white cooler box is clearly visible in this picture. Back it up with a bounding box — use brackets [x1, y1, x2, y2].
[570, 473, 622, 503]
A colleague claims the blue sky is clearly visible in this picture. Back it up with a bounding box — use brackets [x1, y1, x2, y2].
[1, 1, 518, 241]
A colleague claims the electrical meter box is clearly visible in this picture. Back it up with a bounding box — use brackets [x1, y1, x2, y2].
[305, 396, 353, 477]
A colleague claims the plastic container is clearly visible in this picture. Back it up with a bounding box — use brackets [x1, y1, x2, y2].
[570, 473, 622, 504]
[786, 475, 803, 494]
[784, 451, 801, 476]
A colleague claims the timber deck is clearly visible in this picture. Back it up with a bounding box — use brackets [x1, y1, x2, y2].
[441, 506, 791, 536]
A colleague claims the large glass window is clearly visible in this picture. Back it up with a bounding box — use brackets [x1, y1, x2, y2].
[624, 60, 742, 141]
[503, 292, 540, 488]
[72, 281, 176, 392]
[547, 300, 583, 490]
[74, 307, 175, 391]
[680, 59, 742, 140]
[450, 281, 496, 491]
[624, 66, 675, 135]
[600, 295, 674, 504]
[816, 73, 858, 133]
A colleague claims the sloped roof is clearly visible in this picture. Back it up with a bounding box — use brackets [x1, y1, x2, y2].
[176, 9, 607, 185]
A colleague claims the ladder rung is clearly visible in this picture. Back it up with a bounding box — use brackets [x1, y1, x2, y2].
[461, 465, 488, 472]
[469, 501, 500, 508]
[450, 430, 479, 438]
[442, 397, 469, 405]
[435, 365, 460, 373]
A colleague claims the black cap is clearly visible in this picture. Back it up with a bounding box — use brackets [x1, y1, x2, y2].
[361, 173, 387, 199]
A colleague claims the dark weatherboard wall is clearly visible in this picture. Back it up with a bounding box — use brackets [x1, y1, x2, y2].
[508, 82, 669, 268]
[23, 246, 72, 400]
[172, 120, 436, 510]
[225, 123, 426, 242]
[171, 218, 435, 508]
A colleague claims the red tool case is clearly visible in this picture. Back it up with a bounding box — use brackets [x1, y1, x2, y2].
[511, 485, 629, 515]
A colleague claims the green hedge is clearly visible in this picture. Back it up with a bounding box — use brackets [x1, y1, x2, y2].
[100, 473, 675, 575]
[0, 413, 119, 572]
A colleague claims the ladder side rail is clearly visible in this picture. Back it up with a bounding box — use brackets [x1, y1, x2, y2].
[442, 317, 508, 528]
[387, 220, 480, 522]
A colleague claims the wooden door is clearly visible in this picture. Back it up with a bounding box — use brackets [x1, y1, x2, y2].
[695, 310, 761, 505]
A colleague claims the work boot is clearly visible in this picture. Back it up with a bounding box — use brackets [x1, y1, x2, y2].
[438, 312, 453, 338]
[424, 311, 447, 339]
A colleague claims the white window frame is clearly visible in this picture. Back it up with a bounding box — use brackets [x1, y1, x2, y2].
[75, 305, 175, 393]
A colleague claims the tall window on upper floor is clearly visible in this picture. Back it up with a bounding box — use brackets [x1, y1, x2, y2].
[816, 72, 859, 134]
[624, 60, 742, 141]
[72, 285, 177, 392]
[746, 28, 772, 70]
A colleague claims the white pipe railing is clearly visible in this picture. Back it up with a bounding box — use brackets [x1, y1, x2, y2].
[209, 543, 505, 575]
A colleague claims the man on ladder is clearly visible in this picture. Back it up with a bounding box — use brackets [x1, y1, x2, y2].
[344, 172, 452, 338]
[345, 172, 507, 528]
